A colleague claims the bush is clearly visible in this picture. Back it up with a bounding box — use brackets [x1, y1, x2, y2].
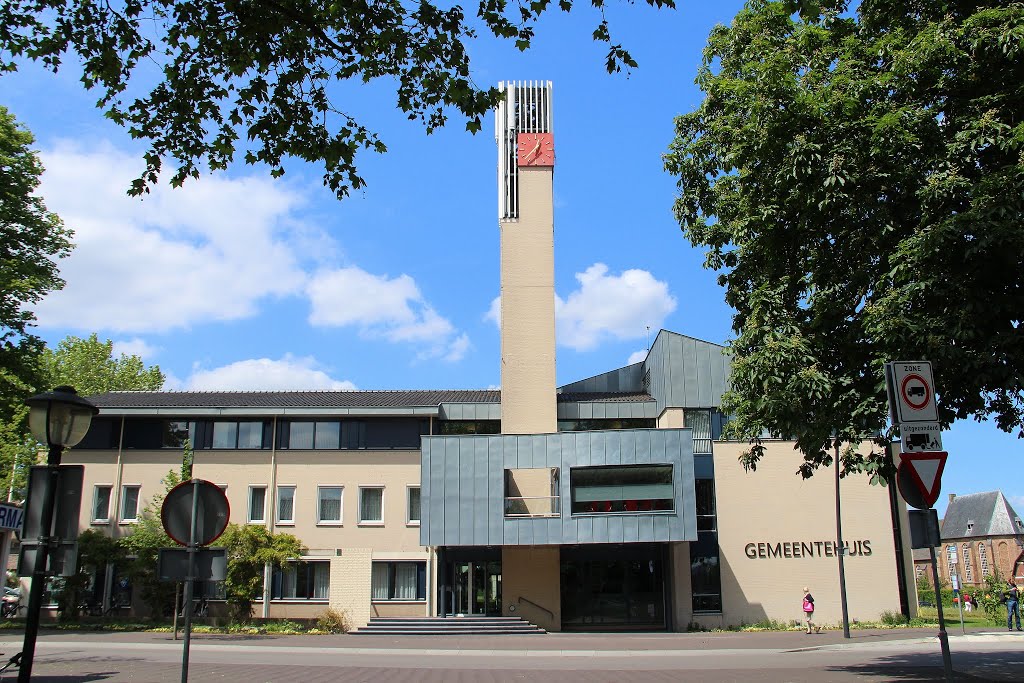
[880, 610, 909, 626]
[316, 607, 349, 634]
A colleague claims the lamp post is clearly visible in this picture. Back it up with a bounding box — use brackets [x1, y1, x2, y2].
[20, 386, 97, 682]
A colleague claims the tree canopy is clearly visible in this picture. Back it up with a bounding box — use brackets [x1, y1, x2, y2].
[0, 105, 72, 412]
[40, 333, 165, 397]
[665, 0, 1024, 478]
[0, 334, 164, 500]
[0, 0, 684, 200]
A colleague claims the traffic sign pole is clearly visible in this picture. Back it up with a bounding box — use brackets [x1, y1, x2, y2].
[929, 545, 955, 682]
[181, 480, 200, 683]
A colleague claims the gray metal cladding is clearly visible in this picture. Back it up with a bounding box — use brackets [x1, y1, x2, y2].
[438, 403, 501, 421]
[420, 428, 697, 547]
[558, 363, 644, 394]
[645, 330, 731, 412]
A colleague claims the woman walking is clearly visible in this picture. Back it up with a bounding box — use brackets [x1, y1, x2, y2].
[802, 587, 820, 634]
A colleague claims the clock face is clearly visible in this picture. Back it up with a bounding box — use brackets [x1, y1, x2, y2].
[517, 133, 554, 167]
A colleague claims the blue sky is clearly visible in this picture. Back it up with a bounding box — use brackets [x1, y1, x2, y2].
[3, 1, 1019, 517]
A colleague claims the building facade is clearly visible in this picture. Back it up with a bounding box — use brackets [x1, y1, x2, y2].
[914, 491, 1024, 589]
[60, 81, 915, 631]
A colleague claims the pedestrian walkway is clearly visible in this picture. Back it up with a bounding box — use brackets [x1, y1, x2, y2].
[2, 624, 1010, 655]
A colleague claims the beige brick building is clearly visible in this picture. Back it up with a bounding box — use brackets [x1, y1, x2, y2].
[51, 81, 917, 632]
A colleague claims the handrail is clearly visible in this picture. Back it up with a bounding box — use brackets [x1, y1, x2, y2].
[517, 596, 553, 620]
[504, 495, 560, 517]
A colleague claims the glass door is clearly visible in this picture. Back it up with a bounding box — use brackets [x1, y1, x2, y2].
[452, 561, 502, 616]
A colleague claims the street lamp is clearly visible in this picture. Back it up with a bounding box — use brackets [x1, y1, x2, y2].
[26, 386, 97, 464]
[19, 386, 97, 682]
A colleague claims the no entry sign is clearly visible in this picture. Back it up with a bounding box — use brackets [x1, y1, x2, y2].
[888, 361, 938, 423]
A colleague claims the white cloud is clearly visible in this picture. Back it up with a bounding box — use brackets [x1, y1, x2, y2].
[627, 350, 648, 365]
[556, 264, 677, 351]
[484, 297, 501, 325]
[444, 334, 471, 363]
[185, 355, 357, 391]
[484, 265, 677, 352]
[112, 337, 159, 360]
[33, 141, 313, 333]
[307, 266, 468, 362]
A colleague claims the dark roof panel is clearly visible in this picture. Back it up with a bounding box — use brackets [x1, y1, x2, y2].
[940, 491, 1023, 539]
[85, 390, 653, 410]
[86, 390, 500, 409]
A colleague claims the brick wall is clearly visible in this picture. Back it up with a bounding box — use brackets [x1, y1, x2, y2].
[330, 548, 372, 629]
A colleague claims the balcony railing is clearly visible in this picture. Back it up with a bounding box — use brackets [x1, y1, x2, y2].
[504, 496, 560, 518]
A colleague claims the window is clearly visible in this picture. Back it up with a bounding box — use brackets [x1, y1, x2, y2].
[248, 487, 267, 523]
[277, 486, 295, 524]
[438, 420, 500, 435]
[237, 421, 263, 448]
[371, 562, 426, 601]
[691, 533, 722, 613]
[211, 420, 267, 449]
[123, 419, 164, 449]
[557, 418, 656, 432]
[408, 487, 421, 524]
[77, 418, 118, 449]
[92, 485, 112, 522]
[314, 422, 340, 449]
[282, 421, 341, 449]
[271, 561, 330, 600]
[360, 487, 384, 523]
[915, 564, 925, 579]
[120, 485, 140, 522]
[695, 479, 717, 532]
[212, 422, 237, 448]
[318, 487, 343, 524]
[684, 410, 712, 454]
[163, 421, 194, 448]
[966, 520, 974, 534]
[979, 543, 990, 576]
[504, 468, 560, 517]
[570, 464, 674, 514]
[962, 543, 973, 583]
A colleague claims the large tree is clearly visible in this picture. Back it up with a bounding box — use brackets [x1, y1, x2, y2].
[0, 334, 164, 500]
[665, 0, 1024, 478]
[0, 105, 72, 415]
[40, 333, 165, 397]
[0, 0, 679, 200]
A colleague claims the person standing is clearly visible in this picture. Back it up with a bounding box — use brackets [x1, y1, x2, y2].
[1004, 580, 1021, 631]
[802, 587, 820, 634]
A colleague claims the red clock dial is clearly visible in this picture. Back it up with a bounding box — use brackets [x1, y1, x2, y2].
[517, 133, 554, 167]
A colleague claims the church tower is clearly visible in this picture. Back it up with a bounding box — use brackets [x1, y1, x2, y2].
[495, 80, 556, 435]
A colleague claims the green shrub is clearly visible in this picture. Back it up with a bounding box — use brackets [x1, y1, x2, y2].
[880, 610, 909, 626]
[316, 607, 349, 634]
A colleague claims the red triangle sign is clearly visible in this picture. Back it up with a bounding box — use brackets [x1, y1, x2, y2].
[900, 451, 947, 508]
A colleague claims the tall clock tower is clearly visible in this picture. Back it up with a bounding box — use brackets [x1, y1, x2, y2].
[496, 80, 556, 435]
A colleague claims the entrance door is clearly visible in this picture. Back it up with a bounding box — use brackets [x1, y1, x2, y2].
[561, 543, 667, 630]
[452, 561, 502, 616]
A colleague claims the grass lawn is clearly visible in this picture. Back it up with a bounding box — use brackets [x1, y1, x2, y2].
[918, 606, 1001, 628]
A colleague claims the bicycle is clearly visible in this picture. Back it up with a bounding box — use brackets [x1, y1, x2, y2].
[178, 596, 208, 618]
[0, 602, 25, 620]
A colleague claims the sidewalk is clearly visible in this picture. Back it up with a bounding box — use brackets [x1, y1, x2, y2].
[4, 624, 1012, 654]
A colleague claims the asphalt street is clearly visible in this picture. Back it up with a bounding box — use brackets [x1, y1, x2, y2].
[0, 627, 1021, 682]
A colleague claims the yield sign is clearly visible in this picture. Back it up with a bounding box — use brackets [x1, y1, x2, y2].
[897, 451, 948, 509]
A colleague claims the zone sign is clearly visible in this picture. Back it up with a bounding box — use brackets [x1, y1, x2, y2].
[889, 361, 938, 423]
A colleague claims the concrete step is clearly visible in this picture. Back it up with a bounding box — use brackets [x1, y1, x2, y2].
[351, 616, 546, 635]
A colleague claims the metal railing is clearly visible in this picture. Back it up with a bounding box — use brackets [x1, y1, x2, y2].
[517, 596, 553, 620]
[504, 496, 560, 518]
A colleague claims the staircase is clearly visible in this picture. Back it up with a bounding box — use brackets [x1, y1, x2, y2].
[351, 616, 546, 635]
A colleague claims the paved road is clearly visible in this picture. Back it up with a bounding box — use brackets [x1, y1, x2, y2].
[0, 628, 1021, 682]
